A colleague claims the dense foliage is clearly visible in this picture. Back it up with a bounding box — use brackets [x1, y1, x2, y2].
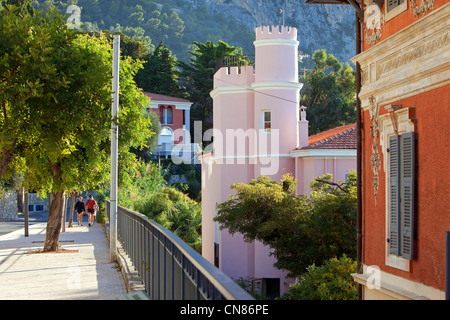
[215, 171, 357, 278]
[134, 186, 202, 252]
[113, 161, 202, 253]
[301, 49, 356, 134]
[281, 255, 357, 300]
[179, 40, 249, 134]
[0, 4, 151, 251]
[134, 40, 181, 97]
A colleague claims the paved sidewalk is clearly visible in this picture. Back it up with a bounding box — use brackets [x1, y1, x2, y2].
[0, 222, 127, 300]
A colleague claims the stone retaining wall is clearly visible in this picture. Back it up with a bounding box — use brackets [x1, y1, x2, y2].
[0, 191, 18, 221]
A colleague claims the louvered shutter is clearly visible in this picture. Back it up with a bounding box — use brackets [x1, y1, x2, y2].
[389, 135, 401, 255]
[400, 132, 415, 260]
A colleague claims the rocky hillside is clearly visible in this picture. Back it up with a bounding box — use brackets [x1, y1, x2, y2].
[178, 0, 356, 63]
[33, 0, 356, 64]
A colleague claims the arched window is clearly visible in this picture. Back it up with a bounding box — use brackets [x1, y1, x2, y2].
[159, 106, 174, 124]
[166, 106, 173, 124]
[159, 106, 164, 123]
[159, 126, 174, 145]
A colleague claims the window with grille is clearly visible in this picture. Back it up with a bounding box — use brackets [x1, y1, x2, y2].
[386, 0, 404, 12]
[384, 0, 407, 21]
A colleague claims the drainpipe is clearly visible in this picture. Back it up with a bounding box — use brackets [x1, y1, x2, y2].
[355, 7, 363, 300]
[446, 231, 450, 300]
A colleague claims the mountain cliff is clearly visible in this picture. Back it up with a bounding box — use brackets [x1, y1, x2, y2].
[177, 0, 356, 63]
[33, 0, 356, 64]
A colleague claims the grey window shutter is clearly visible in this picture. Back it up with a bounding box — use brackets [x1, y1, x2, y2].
[389, 135, 401, 255]
[400, 132, 415, 260]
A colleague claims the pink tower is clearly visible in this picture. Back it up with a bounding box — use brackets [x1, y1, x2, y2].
[201, 26, 303, 297]
[253, 25, 302, 179]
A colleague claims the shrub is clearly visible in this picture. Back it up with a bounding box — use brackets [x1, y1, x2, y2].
[281, 255, 357, 300]
[133, 187, 202, 253]
[94, 191, 108, 224]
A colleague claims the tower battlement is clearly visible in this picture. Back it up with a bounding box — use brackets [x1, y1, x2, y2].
[213, 65, 255, 89]
[255, 25, 297, 41]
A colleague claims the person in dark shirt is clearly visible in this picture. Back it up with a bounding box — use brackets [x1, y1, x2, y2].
[74, 196, 85, 226]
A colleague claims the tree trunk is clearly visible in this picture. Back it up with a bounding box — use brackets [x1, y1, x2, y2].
[17, 187, 24, 213]
[0, 142, 17, 178]
[44, 191, 65, 252]
[68, 192, 75, 228]
[61, 192, 66, 233]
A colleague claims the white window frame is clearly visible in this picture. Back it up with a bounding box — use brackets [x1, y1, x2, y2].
[163, 106, 173, 125]
[261, 110, 271, 133]
[380, 107, 415, 271]
[384, 0, 407, 21]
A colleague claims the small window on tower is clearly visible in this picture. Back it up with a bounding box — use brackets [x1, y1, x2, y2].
[263, 111, 271, 132]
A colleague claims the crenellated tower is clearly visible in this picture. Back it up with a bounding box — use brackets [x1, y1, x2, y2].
[203, 26, 303, 295]
[254, 25, 299, 83]
[253, 25, 303, 156]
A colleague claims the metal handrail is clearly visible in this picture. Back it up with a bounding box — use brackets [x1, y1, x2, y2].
[215, 54, 254, 72]
[107, 202, 254, 300]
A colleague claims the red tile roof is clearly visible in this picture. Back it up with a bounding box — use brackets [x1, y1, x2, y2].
[303, 123, 357, 149]
[143, 92, 191, 103]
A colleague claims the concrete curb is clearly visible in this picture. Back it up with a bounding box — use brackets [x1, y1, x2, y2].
[103, 222, 148, 298]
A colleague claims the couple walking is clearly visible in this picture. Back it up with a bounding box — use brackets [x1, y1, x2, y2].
[74, 195, 98, 227]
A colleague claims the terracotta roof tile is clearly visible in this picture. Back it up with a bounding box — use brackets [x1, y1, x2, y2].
[143, 92, 191, 103]
[302, 123, 357, 149]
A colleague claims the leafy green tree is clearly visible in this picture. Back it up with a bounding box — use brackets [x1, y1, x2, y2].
[301, 49, 356, 134]
[179, 40, 248, 134]
[0, 6, 151, 251]
[1, 0, 33, 15]
[0, 4, 57, 178]
[100, 30, 149, 60]
[129, 110, 160, 163]
[135, 40, 181, 97]
[215, 171, 357, 278]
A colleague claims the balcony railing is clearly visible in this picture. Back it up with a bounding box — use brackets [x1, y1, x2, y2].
[215, 54, 254, 72]
[107, 203, 254, 300]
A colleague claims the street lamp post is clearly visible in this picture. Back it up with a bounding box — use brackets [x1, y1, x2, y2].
[110, 35, 120, 262]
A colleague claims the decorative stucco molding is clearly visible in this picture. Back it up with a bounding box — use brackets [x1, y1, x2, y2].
[376, 30, 449, 80]
[365, 26, 383, 45]
[411, 0, 435, 17]
[369, 95, 381, 201]
[351, 3, 450, 110]
[364, 2, 384, 45]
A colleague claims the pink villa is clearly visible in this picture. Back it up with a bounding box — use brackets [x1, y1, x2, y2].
[200, 25, 357, 297]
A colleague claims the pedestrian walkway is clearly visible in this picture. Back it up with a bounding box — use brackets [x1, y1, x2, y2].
[0, 222, 127, 300]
